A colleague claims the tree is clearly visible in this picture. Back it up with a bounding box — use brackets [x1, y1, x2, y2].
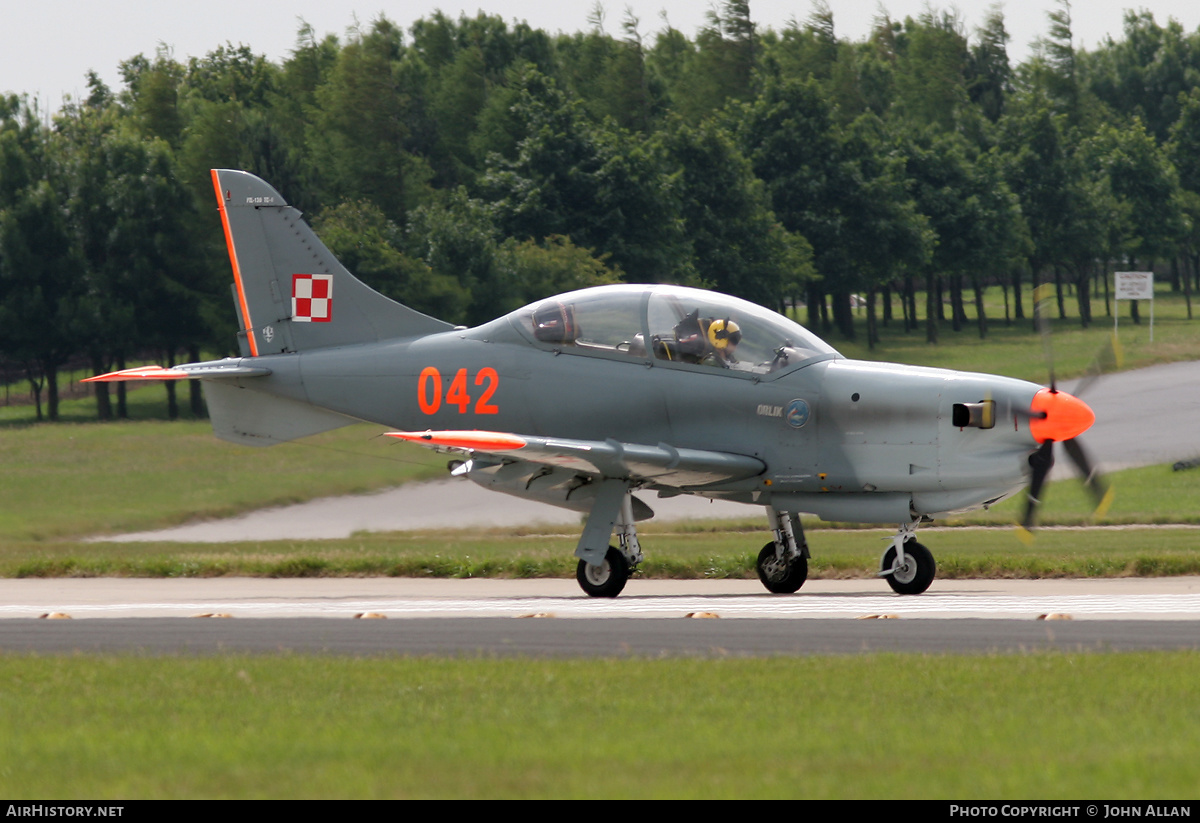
[906, 131, 1028, 338]
[668, 1, 758, 122]
[1000, 98, 1078, 323]
[403, 188, 620, 324]
[313, 198, 469, 323]
[1084, 11, 1200, 143]
[1080, 118, 1186, 323]
[891, 9, 971, 132]
[0, 181, 83, 421]
[741, 78, 929, 343]
[0, 97, 87, 420]
[306, 17, 433, 225]
[119, 47, 186, 148]
[57, 107, 212, 418]
[272, 22, 341, 213]
[761, 1, 838, 84]
[837, 114, 932, 346]
[481, 69, 690, 286]
[1020, 0, 1106, 135]
[409, 12, 556, 187]
[1168, 88, 1200, 315]
[493, 235, 622, 303]
[556, 9, 662, 132]
[658, 118, 814, 309]
[966, 4, 1013, 123]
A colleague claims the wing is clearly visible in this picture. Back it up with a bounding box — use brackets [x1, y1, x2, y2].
[387, 429, 764, 490]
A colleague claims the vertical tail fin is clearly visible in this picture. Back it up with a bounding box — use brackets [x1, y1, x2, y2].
[211, 169, 451, 356]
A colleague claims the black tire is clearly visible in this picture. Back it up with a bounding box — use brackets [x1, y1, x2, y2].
[756, 542, 808, 594]
[576, 547, 630, 598]
[881, 540, 936, 595]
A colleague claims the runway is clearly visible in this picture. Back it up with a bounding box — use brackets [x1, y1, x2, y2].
[3, 578, 1199, 655]
[6, 577, 1200, 620]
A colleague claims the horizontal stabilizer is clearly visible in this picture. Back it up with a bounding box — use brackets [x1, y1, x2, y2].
[203, 380, 356, 446]
[83, 359, 272, 383]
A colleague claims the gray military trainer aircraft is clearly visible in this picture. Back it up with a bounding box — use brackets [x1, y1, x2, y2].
[87, 169, 1107, 598]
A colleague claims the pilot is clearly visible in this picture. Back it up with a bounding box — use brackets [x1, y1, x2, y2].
[672, 310, 742, 367]
[704, 317, 742, 367]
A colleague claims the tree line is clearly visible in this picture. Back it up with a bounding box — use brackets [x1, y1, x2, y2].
[3, 1, 1200, 420]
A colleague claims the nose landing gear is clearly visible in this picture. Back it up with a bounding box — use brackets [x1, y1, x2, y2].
[878, 522, 936, 594]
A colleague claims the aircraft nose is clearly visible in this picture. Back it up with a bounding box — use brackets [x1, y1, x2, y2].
[1028, 388, 1095, 443]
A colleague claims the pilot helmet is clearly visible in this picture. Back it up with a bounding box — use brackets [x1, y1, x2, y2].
[532, 301, 578, 343]
[707, 318, 742, 351]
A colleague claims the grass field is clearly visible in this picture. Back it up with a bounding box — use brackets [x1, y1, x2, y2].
[3, 653, 1199, 799]
[0, 421, 445, 540]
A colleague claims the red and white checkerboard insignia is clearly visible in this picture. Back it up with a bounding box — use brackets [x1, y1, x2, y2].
[292, 274, 333, 322]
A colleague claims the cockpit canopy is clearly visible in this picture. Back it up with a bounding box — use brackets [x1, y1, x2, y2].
[505, 284, 839, 376]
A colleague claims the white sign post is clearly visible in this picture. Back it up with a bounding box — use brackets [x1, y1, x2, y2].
[1114, 271, 1154, 342]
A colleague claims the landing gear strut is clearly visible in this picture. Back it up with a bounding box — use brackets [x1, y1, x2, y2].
[755, 508, 809, 594]
[576, 490, 643, 598]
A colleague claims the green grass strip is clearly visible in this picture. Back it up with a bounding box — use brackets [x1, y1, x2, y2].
[7, 525, 1200, 579]
[2, 653, 1199, 799]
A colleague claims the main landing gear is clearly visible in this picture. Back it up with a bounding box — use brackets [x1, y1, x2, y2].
[755, 508, 809, 593]
[575, 489, 643, 598]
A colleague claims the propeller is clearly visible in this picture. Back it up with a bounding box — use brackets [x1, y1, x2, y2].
[1015, 287, 1119, 542]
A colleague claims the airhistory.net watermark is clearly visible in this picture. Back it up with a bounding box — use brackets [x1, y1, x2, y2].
[5, 807, 123, 817]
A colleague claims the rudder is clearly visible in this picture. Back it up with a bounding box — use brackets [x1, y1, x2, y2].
[212, 169, 451, 356]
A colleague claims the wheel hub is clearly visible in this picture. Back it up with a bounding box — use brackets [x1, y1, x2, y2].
[584, 560, 611, 586]
[891, 556, 917, 585]
[762, 556, 788, 581]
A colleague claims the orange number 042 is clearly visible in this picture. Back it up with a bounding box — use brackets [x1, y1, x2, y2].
[418, 367, 499, 415]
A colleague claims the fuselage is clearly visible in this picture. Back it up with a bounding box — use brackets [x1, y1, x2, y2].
[242, 284, 1059, 524]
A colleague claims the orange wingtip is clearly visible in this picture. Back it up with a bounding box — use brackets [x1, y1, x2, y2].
[386, 430, 527, 450]
[82, 365, 190, 383]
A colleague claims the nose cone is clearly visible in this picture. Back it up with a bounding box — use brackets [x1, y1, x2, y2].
[1029, 388, 1095, 443]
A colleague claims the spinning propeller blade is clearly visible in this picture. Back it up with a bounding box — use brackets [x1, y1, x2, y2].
[1072, 332, 1124, 399]
[1016, 288, 1113, 539]
[1021, 440, 1056, 532]
[1033, 283, 1057, 392]
[1061, 437, 1115, 519]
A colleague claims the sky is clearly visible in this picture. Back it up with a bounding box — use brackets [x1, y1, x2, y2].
[4, 1, 1200, 112]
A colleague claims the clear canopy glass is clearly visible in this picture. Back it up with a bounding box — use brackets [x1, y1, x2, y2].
[512, 284, 838, 375]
